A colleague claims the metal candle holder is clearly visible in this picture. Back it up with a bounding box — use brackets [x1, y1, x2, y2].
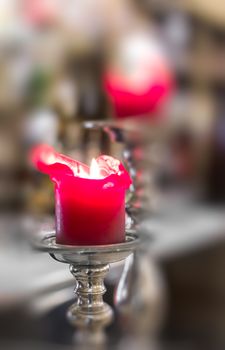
[35, 230, 139, 345]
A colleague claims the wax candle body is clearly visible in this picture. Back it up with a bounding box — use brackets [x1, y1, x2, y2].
[55, 176, 125, 245]
[31, 145, 131, 245]
[103, 33, 173, 119]
[104, 70, 173, 119]
[105, 77, 169, 118]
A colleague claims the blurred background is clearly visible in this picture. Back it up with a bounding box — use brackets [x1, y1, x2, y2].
[0, 0, 225, 349]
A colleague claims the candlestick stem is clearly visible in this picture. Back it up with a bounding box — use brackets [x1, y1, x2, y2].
[34, 231, 139, 345]
[67, 264, 113, 344]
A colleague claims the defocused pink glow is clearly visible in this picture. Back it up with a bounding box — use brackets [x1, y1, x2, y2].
[104, 68, 173, 119]
[104, 38, 174, 119]
[22, 0, 58, 26]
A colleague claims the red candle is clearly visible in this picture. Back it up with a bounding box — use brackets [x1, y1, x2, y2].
[103, 34, 173, 119]
[104, 70, 172, 118]
[31, 145, 131, 245]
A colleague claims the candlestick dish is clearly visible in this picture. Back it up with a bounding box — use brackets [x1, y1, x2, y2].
[34, 230, 139, 345]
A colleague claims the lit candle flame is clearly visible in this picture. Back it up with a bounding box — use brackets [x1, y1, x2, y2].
[90, 158, 101, 179]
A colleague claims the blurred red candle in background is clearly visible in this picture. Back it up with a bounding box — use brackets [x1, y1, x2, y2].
[31, 145, 131, 245]
[104, 68, 172, 118]
[104, 32, 173, 119]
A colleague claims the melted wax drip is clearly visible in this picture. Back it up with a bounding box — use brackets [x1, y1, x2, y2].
[30, 144, 131, 188]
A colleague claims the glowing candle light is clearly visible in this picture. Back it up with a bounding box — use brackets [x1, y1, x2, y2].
[103, 33, 173, 119]
[30, 144, 131, 245]
[90, 158, 102, 179]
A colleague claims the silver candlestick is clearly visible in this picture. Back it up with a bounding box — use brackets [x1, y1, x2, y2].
[34, 230, 139, 345]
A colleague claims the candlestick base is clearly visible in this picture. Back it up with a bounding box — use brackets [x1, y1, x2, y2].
[35, 231, 139, 345]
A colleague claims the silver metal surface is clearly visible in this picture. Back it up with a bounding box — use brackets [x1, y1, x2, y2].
[68, 264, 113, 345]
[35, 231, 139, 265]
[34, 231, 139, 345]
